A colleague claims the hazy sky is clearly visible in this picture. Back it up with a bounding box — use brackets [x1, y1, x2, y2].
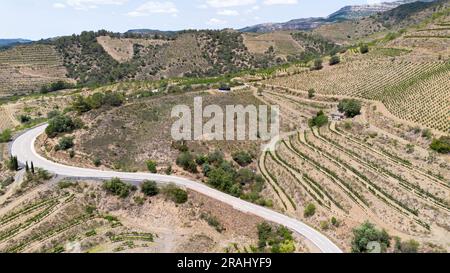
[1, 0, 399, 40]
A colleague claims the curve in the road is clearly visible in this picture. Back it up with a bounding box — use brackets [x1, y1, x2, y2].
[11, 124, 343, 253]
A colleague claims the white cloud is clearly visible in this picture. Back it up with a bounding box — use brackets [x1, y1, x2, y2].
[65, 0, 128, 10]
[245, 5, 260, 13]
[127, 1, 178, 17]
[263, 0, 298, 5]
[53, 3, 66, 8]
[207, 18, 227, 25]
[217, 9, 239, 16]
[205, 0, 256, 8]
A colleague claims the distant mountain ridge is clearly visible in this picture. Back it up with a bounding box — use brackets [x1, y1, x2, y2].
[240, 0, 435, 33]
[0, 39, 32, 47]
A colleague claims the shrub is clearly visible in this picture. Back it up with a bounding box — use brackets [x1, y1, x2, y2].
[304, 203, 316, 217]
[201, 213, 225, 233]
[351, 222, 390, 253]
[103, 178, 134, 198]
[19, 115, 31, 123]
[72, 91, 125, 114]
[165, 165, 173, 175]
[331, 217, 340, 227]
[162, 184, 188, 204]
[58, 180, 76, 189]
[360, 44, 369, 54]
[235, 168, 255, 185]
[47, 110, 61, 119]
[329, 55, 340, 65]
[56, 136, 74, 151]
[7, 156, 19, 171]
[1, 177, 14, 188]
[430, 136, 450, 154]
[0, 129, 12, 143]
[41, 81, 74, 93]
[232, 151, 253, 167]
[195, 154, 208, 166]
[421, 129, 432, 139]
[141, 180, 159, 197]
[311, 58, 323, 71]
[338, 99, 362, 118]
[308, 88, 315, 99]
[146, 160, 157, 173]
[309, 111, 329, 128]
[176, 152, 198, 173]
[36, 168, 53, 180]
[320, 221, 330, 230]
[394, 237, 419, 253]
[207, 150, 224, 166]
[207, 167, 237, 196]
[93, 158, 102, 167]
[257, 222, 295, 253]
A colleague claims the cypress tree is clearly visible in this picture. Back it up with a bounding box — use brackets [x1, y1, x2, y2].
[25, 161, 30, 172]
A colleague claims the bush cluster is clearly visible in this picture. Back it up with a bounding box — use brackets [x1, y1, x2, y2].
[257, 222, 295, 253]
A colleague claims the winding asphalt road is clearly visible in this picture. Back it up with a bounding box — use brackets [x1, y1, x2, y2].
[10, 124, 343, 253]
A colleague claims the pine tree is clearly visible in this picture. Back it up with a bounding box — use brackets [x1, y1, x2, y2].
[25, 161, 30, 172]
[31, 161, 35, 174]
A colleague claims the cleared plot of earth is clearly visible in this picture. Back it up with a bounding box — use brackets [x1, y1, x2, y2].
[243, 32, 304, 57]
[96, 36, 169, 63]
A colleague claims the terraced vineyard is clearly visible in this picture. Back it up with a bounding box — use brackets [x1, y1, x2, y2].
[257, 87, 450, 249]
[0, 44, 67, 96]
[264, 56, 450, 132]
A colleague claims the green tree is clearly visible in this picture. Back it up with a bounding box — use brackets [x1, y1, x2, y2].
[45, 115, 81, 138]
[309, 111, 329, 128]
[338, 99, 362, 118]
[141, 180, 159, 197]
[351, 221, 390, 253]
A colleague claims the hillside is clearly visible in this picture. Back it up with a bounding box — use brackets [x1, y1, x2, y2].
[314, 0, 449, 44]
[0, 44, 68, 97]
[240, 0, 436, 33]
